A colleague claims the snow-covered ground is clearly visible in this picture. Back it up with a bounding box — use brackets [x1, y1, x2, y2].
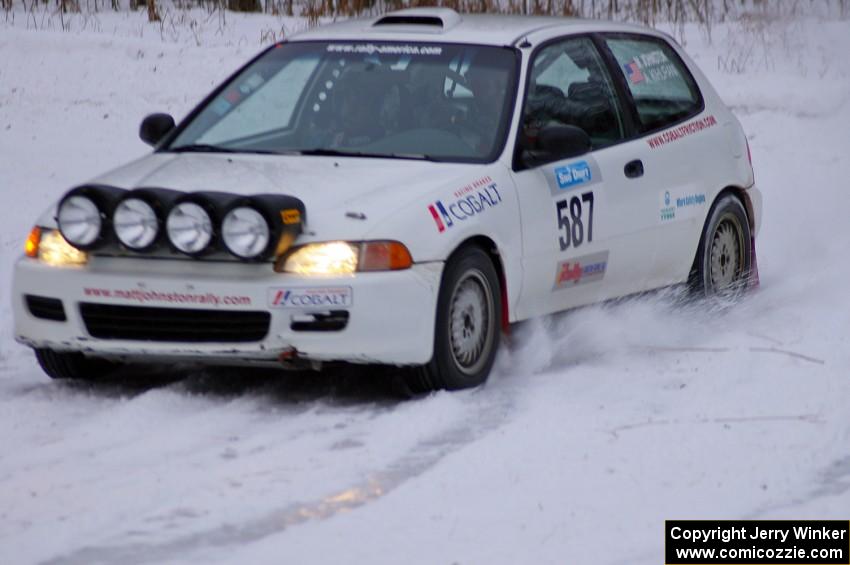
[1, 9, 849, 565]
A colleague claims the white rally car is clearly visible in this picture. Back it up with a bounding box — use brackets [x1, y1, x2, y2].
[13, 8, 761, 391]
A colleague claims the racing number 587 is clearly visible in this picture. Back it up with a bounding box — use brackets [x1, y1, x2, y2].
[557, 191, 594, 251]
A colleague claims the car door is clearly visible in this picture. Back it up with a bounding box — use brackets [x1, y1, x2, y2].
[600, 33, 714, 287]
[511, 35, 660, 320]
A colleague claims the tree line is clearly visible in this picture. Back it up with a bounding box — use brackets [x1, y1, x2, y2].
[5, 0, 849, 25]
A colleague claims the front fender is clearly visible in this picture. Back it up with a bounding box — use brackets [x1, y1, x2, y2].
[364, 164, 524, 322]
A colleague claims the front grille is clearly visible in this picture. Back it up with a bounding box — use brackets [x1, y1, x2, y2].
[79, 303, 270, 342]
[26, 295, 67, 321]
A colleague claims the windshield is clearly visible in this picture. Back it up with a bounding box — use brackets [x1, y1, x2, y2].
[167, 41, 518, 162]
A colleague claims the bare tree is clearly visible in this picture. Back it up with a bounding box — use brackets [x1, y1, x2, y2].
[147, 0, 161, 21]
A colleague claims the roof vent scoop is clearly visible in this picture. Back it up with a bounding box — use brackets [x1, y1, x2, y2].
[372, 8, 462, 31]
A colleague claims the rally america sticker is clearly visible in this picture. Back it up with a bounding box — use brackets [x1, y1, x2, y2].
[268, 287, 353, 308]
[553, 251, 609, 290]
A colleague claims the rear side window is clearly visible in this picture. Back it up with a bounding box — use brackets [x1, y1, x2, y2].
[604, 36, 701, 132]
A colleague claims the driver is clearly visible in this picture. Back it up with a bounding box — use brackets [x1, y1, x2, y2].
[461, 56, 512, 153]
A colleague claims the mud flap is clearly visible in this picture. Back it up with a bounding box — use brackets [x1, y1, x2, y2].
[748, 236, 760, 289]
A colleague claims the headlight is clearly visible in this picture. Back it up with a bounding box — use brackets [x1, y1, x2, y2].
[282, 242, 359, 275]
[221, 206, 270, 259]
[113, 198, 159, 250]
[25, 227, 41, 258]
[25, 227, 88, 267]
[278, 241, 411, 275]
[57, 195, 101, 247]
[166, 202, 213, 255]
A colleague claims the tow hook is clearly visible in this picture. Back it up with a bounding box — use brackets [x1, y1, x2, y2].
[278, 347, 322, 371]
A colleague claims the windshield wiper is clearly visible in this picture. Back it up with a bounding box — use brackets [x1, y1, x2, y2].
[169, 145, 447, 161]
[169, 143, 239, 154]
[169, 144, 280, 155]
[295, 148, 445, 162]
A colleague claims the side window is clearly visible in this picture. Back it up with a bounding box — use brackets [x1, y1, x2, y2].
[604, 36, 701, 132]
[523, 37, 625, 149]
[198, 55, 320, 145]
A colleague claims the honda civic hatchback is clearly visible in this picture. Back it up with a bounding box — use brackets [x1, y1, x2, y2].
[13, 8, 761, 392]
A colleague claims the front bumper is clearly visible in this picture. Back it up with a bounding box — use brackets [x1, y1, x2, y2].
[13, 256, 442, 366]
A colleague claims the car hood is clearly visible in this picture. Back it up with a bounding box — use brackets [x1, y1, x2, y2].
[83, 152, 483, 240]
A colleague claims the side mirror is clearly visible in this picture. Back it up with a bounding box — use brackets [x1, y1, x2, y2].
[521, 124, 591, 169]
[139, 113, 175, 146]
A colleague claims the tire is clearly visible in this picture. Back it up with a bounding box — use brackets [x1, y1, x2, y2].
[690, 194, 752, 298]
[403, 246, 502, 394]
[34, 348, 119, 381]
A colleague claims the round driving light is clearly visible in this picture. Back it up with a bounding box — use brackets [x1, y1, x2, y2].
[57, 195, 102, 247]
[113, 198, 159, 250]
[166, 202, 213, 254]
[222, 207, 270, 259]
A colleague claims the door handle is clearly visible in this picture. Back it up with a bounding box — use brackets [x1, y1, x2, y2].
[624, 159, 644, 179]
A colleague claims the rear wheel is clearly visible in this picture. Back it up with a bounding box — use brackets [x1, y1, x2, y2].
[34, 349, 120, 381]
[691, 194, 752, 297]
[403, 246, 502, 394]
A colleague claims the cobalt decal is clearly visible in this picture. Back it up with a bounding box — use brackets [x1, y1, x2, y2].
[269, 287, 353, 308]
[428, 176, 502, 233]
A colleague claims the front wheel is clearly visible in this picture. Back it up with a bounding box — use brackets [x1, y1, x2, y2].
[34, 349, 120, 381]
[404, 246, 502, 393]
[690, 194, 752, 298]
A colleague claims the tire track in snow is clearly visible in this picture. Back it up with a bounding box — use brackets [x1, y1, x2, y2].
[40, 379, 520, 565]
[740, 455, 850, 521]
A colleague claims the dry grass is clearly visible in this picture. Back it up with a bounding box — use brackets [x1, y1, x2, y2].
[3, 0, 848, 30]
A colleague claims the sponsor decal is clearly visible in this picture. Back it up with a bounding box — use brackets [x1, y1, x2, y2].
[452, 175, 493, 199]
[83, 287, 251, 306]
[281, 209, 301, 225]
[545, 157, 602, 196]
[624, 61, 645, 84]
[327, 44, 442, 56]
[224, 89, 242, 104]
[647, 115, 718, 149]
[428, 178, 502, 233]
[661, 190, 675, 221]
[556, 191, 595, 251]
[624, 50, 679, 85]
[244, 73, 265, 90]
[210, 98, 232, 116]
[660, 191, 706, 222]
[237, 74, 265, 96]
[269, 287, 353, 309]
[553, 251, 609, 289]
[554, 161, 592, 190]
[677, 194, 706, 207]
